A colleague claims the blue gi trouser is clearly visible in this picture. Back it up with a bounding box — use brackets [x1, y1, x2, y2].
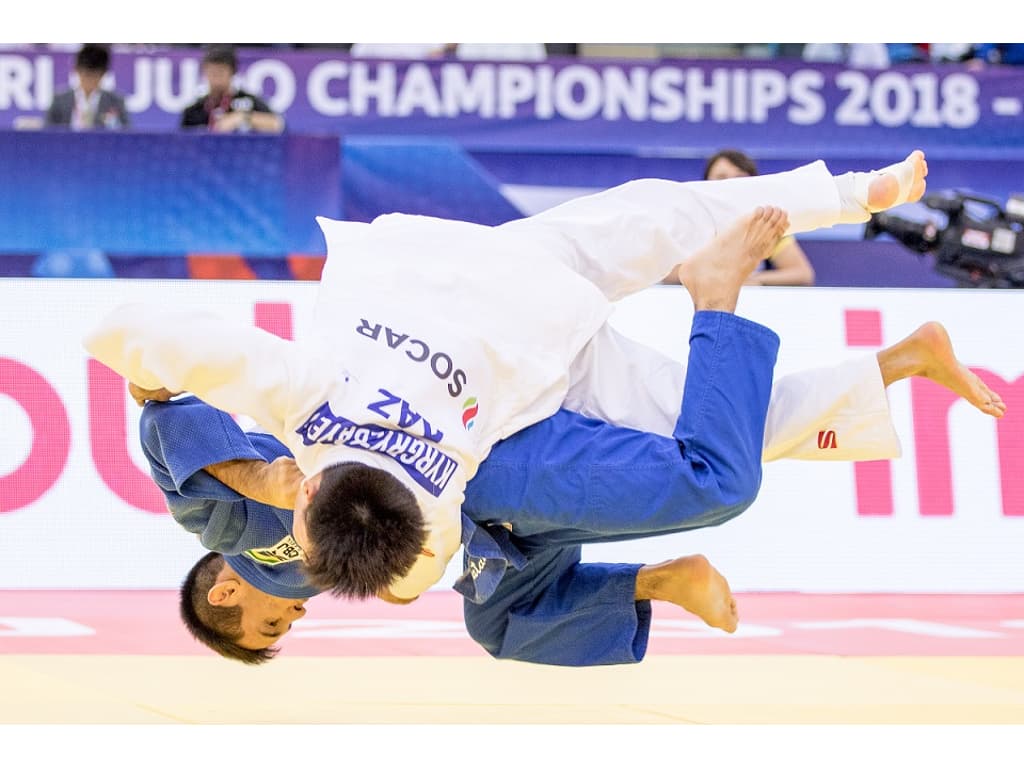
[461, 311, 779, 666]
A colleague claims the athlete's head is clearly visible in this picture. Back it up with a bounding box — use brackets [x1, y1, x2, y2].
[179, 552, 309, 664]
[704, 149, 759, 181]
[292, 462, 427, 599]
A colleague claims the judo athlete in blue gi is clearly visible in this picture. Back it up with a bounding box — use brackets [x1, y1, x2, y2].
[137, 399, 317, 663]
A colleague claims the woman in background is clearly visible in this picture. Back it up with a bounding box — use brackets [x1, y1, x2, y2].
[702, 149, 816, 286]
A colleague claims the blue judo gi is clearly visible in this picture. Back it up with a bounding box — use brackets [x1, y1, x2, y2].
[140, 311, 777, 666]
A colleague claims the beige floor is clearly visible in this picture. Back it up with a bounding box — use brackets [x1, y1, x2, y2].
[2, 654, 1022, 724]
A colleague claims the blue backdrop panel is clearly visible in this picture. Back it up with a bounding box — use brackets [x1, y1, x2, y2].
[341, 137, 523, 224]
[0, 131, 340, 255]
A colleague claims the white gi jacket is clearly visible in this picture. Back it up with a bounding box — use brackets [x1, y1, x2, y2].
[85, 213, 612, 598]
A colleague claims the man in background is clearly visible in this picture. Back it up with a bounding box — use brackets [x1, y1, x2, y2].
[180, 46, 284, 134]
[45, 44, 130, 130]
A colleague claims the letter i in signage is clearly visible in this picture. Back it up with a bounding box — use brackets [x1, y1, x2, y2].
[845, 309, 894, 516]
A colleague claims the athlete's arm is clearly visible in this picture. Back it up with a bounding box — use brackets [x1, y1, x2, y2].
[85, 303, 307, 436]
[138, 396, 294, 552]
[205, 456, 303, 510]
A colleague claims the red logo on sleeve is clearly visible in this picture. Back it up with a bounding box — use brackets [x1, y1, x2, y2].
[817, 430, 838, 449]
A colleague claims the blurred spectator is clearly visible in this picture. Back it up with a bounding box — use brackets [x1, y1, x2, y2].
[454, 44, 547, 61]
[45, 44, 129, 130]
[928, 43, 975, 63]
[181, 46, 284, 133]
[886, 44, 929, 64]
[349, 43, 453, 58]
[350, 43, 549, 61]
[544, 44, 578, 57]
[970, 43, 1024, 66]
[803, 43, 890, 69]
[885, 44, 975, 65]
[768, 44, 806, 59]
[660, 150, 815, 286]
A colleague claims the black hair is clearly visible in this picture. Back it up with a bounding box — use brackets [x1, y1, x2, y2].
[703, 149, 759, 180]
[179, 552, 278, 665]
[202, 45, 238, 73]
[303, 462, 427, 599]
[75, 44, 110, 73]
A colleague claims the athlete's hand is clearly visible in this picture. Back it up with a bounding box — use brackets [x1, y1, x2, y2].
[264, 456, 305, 510]
[128, 382, 180, 407]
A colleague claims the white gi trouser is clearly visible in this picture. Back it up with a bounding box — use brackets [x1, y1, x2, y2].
[500, 160, 902, 461]
[563, 325, 901, 461]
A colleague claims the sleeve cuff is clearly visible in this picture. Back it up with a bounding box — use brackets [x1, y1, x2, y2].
[143, 398, 265, 493]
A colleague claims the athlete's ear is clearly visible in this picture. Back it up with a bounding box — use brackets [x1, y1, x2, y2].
[301, 472, 323, 502]
[207, 579, 243, 607]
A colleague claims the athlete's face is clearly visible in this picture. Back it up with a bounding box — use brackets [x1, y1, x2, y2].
[706, 157, 752, 181]
[206, 561, 312, 650]
[232, 587, 309, 651]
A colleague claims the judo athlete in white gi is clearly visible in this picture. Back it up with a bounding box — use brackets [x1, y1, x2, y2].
[86, 150, 1005, 636]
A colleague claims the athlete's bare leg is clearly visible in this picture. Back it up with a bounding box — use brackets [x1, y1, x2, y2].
[676, 206, 789, 312]
[636, 554, 738, 633]
[877, 321, 1006, 418]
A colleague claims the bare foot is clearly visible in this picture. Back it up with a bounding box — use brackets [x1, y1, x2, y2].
[636, 554, 739, 633]
[866, 149, 928, 211]
[676, 206, 789, 313]
[877, 321, 1006, 418]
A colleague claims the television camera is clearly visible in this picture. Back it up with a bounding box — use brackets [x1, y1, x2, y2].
[863, 190, 1024, 287]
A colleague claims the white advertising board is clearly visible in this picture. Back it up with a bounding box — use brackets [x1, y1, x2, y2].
[0, 279, 1020, 591]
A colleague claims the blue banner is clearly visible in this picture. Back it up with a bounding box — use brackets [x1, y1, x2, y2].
[0, 131, 340, 255]
[1, 48, 1022, 156]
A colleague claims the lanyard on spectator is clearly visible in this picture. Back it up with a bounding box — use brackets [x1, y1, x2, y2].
[206, 91, 234, 130]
